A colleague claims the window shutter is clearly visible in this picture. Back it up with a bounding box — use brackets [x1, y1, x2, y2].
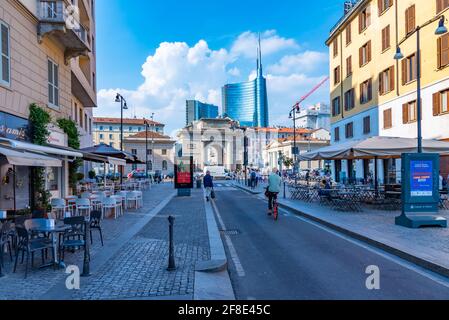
[359, 46, 363, 67]
[385, 25, 390, 49]
[378, 0, 383, 15]
[368, 79, 373, 101]
[433, 92, 441, 116]
[389, 0, 393, 8]
[367, 41, 372, 62]
[438, 37, 442, 69]
[437, 0, 443, 14]
[405, 8, 409, 34]
[379, 72, 383, 95]
[403, 103, 409, 124]
[409, 5, 416, 32]
[401, 59, 407, 85]
[389, 66, 395, 92]
[359, 14, 363, 33]
[360, 83, 363, 103]
[367, 6, 371, 26]
[441, 34, 449, 67]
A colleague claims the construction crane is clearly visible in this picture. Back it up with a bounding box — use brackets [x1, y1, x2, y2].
[290, 76, 330, 113]
[289, 76, 329, 181]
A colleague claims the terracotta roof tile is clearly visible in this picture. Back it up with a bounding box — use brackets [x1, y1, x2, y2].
[94, 117, 163, 126]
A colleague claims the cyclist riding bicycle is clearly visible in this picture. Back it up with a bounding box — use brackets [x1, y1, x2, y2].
[267, 168, 282, 216]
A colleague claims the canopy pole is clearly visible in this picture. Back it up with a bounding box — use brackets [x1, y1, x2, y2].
[374, 156, 379, 198]
[104, 161, 107, 189]
[13, 165, 16, 213]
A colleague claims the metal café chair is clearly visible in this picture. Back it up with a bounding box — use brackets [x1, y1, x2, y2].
[50, 198, 68, 220]
[75, 198, 92, 219]
[116, 191, 129, 210]
[110, 196, 123, 217]
[80, 192, 92, 199]
[102, 197, 120, 219]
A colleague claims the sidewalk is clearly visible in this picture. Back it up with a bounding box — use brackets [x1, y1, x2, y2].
[65, 188, 211, 300]
[233, 182, 449, 278]
[0, 183, 175, 300]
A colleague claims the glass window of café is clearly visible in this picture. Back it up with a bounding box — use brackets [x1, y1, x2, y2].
[46, 167, 62, 199]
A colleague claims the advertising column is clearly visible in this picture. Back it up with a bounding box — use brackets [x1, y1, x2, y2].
[174, 156, 194, 197]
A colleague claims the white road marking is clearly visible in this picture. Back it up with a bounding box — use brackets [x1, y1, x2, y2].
[211, 199, 246, 277]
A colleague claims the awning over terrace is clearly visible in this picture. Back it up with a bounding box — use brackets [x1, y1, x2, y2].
[299, 137, 449, 161]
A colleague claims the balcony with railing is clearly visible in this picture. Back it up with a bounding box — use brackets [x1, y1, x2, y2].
[37, 0, 91, 63]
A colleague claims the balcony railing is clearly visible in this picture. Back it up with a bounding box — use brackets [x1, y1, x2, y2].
[38, 0, 89, 47]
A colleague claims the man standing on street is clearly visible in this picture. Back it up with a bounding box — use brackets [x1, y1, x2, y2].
[204, 170, 214, 202]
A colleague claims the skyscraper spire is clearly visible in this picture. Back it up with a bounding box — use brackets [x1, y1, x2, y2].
[257, 33, 263, 77]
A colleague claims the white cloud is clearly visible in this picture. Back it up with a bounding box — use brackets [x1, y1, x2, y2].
[230, 30, 299, 59]
[267, 51, 328, 75]
[96, 30, 328, 136]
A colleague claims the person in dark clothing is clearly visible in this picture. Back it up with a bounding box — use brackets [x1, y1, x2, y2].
[203, 171, 214, 201]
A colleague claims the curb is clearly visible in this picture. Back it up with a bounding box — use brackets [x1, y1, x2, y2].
[233, 183, 262, 195]
[194, 189, 235, 300]
[276, 200, 449, 279]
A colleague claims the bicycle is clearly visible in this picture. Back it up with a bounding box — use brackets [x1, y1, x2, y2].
[265, 188, 279, 221]
[272, 195, 279, 221]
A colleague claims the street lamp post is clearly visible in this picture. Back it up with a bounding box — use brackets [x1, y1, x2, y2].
[150, 113, 155, 179]
[289, 103, 300, 184]
[394, 16, 447, 153]
[115, 93, 128, 185]
[144, 118, 149, 177]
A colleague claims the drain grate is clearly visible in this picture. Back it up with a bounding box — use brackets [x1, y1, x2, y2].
[220, 230, 240, 236]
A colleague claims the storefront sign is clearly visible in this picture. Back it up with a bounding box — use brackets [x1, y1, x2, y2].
[47, 124, 67, 147]
[174, 156, 194, 189]
[0, 112, 29, 141]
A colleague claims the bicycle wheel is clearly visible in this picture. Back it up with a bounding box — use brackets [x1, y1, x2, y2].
[273, 203, 279, 221]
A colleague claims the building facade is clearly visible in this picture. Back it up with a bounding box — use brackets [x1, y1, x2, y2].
[327, 0, 449, 183]
[186, 100, 219, 126]
[0, 0, 97, 209]
[93, 117, 164, 149]
[222, 39, 269, 127]
[296, 103, 331, 131]
[264, 138, 330, 172]
[124, 131, 175, 177]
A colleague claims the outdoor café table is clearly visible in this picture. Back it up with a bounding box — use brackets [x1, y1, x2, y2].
[26, 219, 71, 269]
[336, 190, 361, 211]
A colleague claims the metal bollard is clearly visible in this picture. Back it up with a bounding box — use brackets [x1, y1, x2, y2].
[81, 220, 91, 277]
[167, 215, 176, 271]
[284, 181, 286, 199]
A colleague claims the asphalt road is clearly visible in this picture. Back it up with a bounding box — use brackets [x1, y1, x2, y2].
[212, 185, 449, 300]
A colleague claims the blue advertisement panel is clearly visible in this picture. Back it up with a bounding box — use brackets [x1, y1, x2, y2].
[0, 112, 30, 141]
[410, 160, 433, 197]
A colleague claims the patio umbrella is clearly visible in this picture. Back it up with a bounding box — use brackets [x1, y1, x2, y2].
[80, 143, 144, 163]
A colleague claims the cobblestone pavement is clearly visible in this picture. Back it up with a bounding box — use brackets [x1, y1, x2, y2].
[69, 188, 210, 300]
[0, 183, 174, 300]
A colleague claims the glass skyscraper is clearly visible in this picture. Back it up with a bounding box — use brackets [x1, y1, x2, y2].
[186, 100, 219, 126]
[222, 38, 269, 127]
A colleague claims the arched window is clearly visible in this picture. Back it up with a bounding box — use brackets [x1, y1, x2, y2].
[162, 160, 168, 171]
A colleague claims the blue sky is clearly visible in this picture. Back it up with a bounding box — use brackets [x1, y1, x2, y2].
[95, 0, 345, 134]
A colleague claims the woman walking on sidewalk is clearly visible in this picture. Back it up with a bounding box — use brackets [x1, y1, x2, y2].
[204, 171, 214, 202]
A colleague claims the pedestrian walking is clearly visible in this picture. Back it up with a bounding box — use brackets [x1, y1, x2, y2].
[204, 171, 214, 202]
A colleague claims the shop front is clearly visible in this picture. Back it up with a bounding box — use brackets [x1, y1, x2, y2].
[0, 114, 82, 211]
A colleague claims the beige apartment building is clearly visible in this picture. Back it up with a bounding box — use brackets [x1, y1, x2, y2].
[0, 0, 97, 209]
[93, 117, 165, 150]
[327, 0, 449, 183]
